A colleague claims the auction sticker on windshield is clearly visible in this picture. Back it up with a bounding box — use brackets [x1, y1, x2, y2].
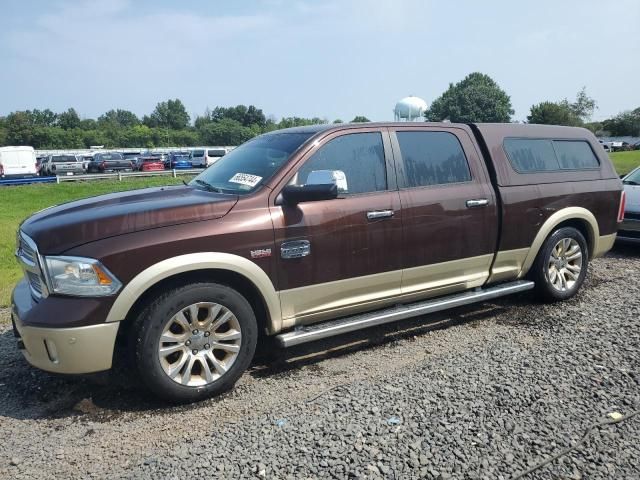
[229, 173, 262, 187]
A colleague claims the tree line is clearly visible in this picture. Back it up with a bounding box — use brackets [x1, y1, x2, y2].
[0, 101, 369, 149]
[1, 72, 638, 149]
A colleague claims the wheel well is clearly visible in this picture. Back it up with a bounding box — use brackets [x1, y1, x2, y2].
[553, 218, 595, 259]
[119, 269, 271, 337]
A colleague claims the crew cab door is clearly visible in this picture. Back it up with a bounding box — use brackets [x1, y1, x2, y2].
[389, 126, 498, 298]
[269, 128, 403, 325]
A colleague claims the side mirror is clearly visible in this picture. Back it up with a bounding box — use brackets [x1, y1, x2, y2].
[281, 183, 338, 205]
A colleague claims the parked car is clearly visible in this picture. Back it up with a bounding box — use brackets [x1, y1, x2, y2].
[35, 156, 47, 176]
[12, 123, 623, 403]
[41, 154, 84, 176]
[205, 148, 227, 166]
[122, 152, 142, 166]
[135, 154, 165, 172]
[0, 146, 38, 179]
[79, 155, 94, 173]
[167, 151, 192, 169]
[87, 152, 134, 173]
[188, 149, 208, 168]
[618, 166, 640, 242]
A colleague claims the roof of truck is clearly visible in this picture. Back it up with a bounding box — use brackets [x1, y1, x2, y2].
[267, 122, 593, 137]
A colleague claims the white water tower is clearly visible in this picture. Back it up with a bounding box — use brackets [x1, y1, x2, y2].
[394, 96, 428, 121]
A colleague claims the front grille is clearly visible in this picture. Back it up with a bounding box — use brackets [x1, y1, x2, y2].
[18, 235, 37, 264]
[26, 271, 43, 296]
[624, 211, 640, 221]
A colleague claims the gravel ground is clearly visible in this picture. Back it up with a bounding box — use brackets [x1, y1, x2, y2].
[0, 244, 638, 479]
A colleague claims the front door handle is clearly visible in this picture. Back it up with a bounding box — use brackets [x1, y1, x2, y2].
[466, 199, 489, 208]
[366, 210, 394, 220]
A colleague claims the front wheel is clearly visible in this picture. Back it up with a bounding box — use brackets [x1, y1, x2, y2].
[133, 282, 258, 403]
[531, 226, 588, 302]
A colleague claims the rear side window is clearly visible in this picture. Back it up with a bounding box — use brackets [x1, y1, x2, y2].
[294, 132, 387, 195]
[396, 131, 471, 187]
[504, 138, 599, 173]
[553, 141, 600, 169]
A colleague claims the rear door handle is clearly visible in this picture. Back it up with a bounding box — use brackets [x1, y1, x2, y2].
[366, 210, 394, 220]
[466, 199, 489, 208]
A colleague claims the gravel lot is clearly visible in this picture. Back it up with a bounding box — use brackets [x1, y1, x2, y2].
[0, 244, 638, 479]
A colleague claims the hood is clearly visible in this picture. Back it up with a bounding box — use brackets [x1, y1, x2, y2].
[21, 185, 238, 253]
[624, 184, 640, 213]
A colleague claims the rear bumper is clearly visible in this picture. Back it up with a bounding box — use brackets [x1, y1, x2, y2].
[11, 279, 119, 374]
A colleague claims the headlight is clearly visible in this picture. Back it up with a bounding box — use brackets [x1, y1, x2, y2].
[43, 256, 122, 297]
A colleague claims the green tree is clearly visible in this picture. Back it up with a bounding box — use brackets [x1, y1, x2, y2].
[333, 119, 344, 124]
[569, 87, 596, 120]
[79, 118, 98, 130]
[351, 116, 370, 123]
[5, 111, 34, 145]
[57, 108, 81, 130]
[98, 109, 140, 128]
[527, 88, 597, 126]
[425, 72, 514, 123]
[602, 108, 640, 136]
[30, 108, 58, 127]
[527, 102, 582, 126]
[277, 117, 326, 129]
[144, 99, 190, 130]
[198, 119, 255, 145]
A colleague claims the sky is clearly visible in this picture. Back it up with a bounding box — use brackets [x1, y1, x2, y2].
[2, 0, 639, 123]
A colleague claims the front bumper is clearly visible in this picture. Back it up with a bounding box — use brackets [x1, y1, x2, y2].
[618, 217, 640, 242]
[11, 279, 120, 374]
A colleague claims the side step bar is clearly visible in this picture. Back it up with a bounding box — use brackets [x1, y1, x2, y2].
[275, 280, 534, 348]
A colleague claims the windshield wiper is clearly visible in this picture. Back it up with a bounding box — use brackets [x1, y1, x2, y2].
[623, 180, 639, 185]
[192, 179, 224, 193]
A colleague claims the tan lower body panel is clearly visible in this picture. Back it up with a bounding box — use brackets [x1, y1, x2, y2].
[280, 269, 403, 325]
[280, 255, 493, 328]
[488, 248, 530, 283]
[593, 233, 617, 258]
[14, 315, 119, 374]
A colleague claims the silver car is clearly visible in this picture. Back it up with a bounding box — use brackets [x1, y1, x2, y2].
[619, 167, 640, 242]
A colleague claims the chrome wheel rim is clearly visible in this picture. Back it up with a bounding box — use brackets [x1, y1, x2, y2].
[547, 238, 583, 292]
[158, 302, 242, 387]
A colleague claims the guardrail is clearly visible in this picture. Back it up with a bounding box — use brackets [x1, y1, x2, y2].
[0, 169, 202, 186]
[55, 169, 202, 183]
[0, 176, 56, 186]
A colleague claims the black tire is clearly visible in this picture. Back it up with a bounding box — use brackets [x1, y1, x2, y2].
[531, 226, 589, 302]
[132, 282, 258, 403]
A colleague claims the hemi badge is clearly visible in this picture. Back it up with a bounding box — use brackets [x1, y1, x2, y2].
[250, 248, 272, 259]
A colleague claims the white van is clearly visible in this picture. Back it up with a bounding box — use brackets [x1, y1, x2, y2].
[0, 146, 38, 178]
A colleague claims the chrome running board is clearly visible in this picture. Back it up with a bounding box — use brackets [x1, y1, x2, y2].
[275, 280, 534, 348]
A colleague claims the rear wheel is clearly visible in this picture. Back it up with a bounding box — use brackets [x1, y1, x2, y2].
[133, 282, 257, 403]
[531, 226, 588, 302]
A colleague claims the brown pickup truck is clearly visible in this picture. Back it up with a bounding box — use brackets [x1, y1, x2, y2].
[12, 122, 624, 402]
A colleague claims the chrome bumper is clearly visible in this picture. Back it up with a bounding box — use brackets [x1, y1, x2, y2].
[11, 279, 119, 374]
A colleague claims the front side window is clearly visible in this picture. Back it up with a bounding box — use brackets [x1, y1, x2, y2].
[396, 131, 471, 187]
[292, 132, 387, 195]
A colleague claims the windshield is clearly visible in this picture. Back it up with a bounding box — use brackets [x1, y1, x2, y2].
[624, 168, 640, 185]
[190, 132, 313, 194]
[52, 155, 77, 162]
[192, 150, 205, 157]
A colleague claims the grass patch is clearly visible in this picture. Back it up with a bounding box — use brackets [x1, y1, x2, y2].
[610, 150, 640, 176]
[0, 176, 192, 307]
